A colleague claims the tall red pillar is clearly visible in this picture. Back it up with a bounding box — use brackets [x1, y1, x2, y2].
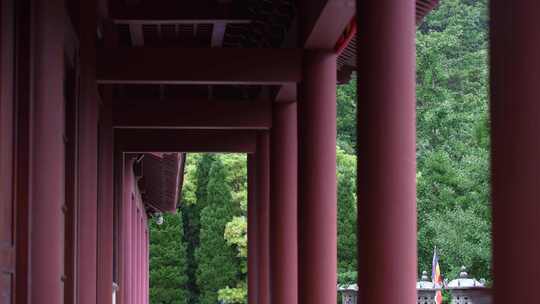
[140, 215, 144, 304]
[491, 1, 540, 303]
[298, 51, 337, 304]
[98, 100, 114, 304]
[135, 208, 141, 304]
[131, 197, 137, 303]
[30, 0, 65, 302]
[122, 158, 134, 304]
[145, 225, 149, 304]
[270, 102, 298, 304]
[247, 154, 258, 304]
[77, 0, 99, 302]
[256, 132, 271, 304]
[139, 212, 144, 304]
[356, 0, 417, 303]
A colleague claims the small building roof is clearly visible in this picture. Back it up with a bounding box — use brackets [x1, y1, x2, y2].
[338, 284, 358, 292]
[416, 270, 443, 290]
[138, 152, 185, 213]
[447, 266, 485, 289]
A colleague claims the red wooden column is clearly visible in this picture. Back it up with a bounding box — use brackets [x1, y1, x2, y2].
[131, 197, 137, 303]
[298, 51, 337, 304]
[30, 0, 65, 302]
[356, 0, 417, 303]
[122, 158, 134, 304]
[77, 0, 99, 302]
[140, 214, 144, 304]
[115, 152, 123, 304]
[247, 154, 258, 304]
[134, 213, 143, 304]
[270, 102, 298, 303]
[98, 100, 114, 304]
[256, 132, 271, 304]
[145, 224, 150, 304]
[97, 19, 118, 304]
[491, 1, 540, 303]
[135, 208, 140, 304]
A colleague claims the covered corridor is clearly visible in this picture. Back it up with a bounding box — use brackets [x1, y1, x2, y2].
[1, 0, 539, 304]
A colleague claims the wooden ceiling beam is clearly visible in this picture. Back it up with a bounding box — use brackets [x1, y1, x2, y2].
[111, 1, 251, 25]
[274, 0, 353, 101]
[115, 129, 258, 153]
[115, 19, 251, 25]
[112, 98, 272, 130]
[97, 48, 302, 85]
[299, 0, 355, 50]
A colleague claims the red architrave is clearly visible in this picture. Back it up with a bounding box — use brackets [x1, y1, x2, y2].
[299, 0, 356, 49]
[112, 98, 272, 130]
[111, 0, 251, 24]
[115, 129, 258, 153]
[97, 48, 302, 85]
[274, 0, 354, 101]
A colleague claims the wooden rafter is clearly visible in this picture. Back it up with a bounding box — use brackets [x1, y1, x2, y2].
[211, 21, 227, 47]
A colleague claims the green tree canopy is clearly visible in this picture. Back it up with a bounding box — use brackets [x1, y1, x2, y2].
[196, 159, 241, 304]
[150, 212, 189, 304]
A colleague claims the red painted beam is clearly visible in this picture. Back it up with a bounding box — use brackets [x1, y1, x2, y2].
[299, 0, 356, 49]
[111, 0, 251, 24]
[116, 19, 251, 25]
[97, 48, 302, 85]
[274, 84, 296, 103]
[274, 1, 353, 101]
[115, 129, 257, 153]
[112, 98, 272, 130]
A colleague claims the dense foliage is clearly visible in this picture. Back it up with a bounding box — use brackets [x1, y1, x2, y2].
[150, 212, 189, 304]
[150, 0, 490, 302]
[196, 158, 243, 304]
[416, 0, 490, 281]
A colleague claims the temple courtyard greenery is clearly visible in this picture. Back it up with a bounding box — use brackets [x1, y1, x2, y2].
[149, 0, 490, 303]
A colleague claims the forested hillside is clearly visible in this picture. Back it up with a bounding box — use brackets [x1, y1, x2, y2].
[416, 0, 490, 281]
[149, 0, 490, 302]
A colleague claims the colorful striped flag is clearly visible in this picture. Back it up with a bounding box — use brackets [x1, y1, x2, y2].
[432, 248, 443, 304]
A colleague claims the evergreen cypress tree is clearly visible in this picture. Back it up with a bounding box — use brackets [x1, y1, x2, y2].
[150, 211, 189, 304]
[196, 159, 240, 304]
[337, 148, 357, 283]
[182, 154, 215, 304]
